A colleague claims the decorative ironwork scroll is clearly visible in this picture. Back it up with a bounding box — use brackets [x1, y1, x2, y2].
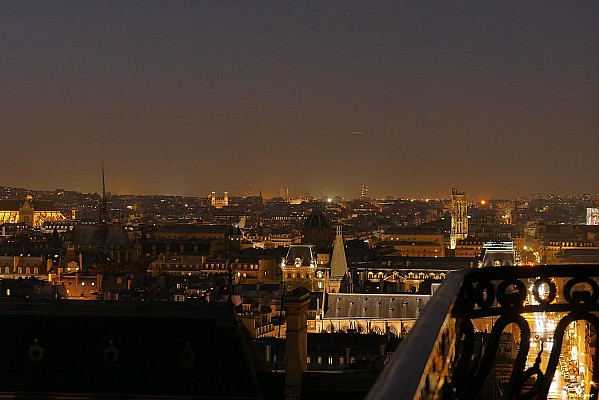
[449, 265, 599, 400]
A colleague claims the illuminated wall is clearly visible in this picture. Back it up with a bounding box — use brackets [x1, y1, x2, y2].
[587, 208, 599, 225]
[33, 211, 67, 227]
[0, 211, 19, 224]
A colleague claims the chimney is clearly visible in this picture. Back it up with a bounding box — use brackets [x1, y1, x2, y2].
[284, 287, 310, 400]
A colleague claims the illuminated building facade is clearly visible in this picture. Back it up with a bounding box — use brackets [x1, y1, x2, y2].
[210, 191, 228, 208]
[455, 239, 484, 258]
[0, 196, 66, 227]
[289, 195, 310, 205]
[450, 188, 468, 249]
[147, 254, 278, 283]
[281, 244, 327, 292]
[381, 227, 445, 257]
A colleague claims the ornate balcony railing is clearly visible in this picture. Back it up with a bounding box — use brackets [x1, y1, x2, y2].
[366, 265, 599, 400]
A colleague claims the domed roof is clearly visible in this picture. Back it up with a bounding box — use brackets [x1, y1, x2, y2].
[302, 210, 332, 246]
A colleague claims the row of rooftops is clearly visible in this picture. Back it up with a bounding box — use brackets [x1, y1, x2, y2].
[0, 256, 46, 269]
[0, 199, 60, 212]
[382, 227, 443, 235]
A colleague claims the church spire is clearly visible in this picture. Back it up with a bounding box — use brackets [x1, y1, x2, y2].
[329, 225, 348, 293]
[98, 162, 108, 224]
[330, 225, 348, 278]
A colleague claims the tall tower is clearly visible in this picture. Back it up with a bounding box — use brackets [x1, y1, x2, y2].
[98, 162, 108, 224]
[450, 188, 468, 249]
[360, 184, 369, 199]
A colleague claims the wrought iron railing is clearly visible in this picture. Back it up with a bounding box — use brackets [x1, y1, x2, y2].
[366, 265, 599, 400]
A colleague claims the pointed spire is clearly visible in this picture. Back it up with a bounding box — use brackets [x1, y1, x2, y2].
[98, 162, 108, 224]
[330, 225, 348, 278]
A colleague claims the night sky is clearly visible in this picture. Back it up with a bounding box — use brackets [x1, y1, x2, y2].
[2, 1, 598, 200]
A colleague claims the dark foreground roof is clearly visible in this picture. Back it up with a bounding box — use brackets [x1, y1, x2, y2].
[0, 301, 262, 399]
[71, 224, 129, 247]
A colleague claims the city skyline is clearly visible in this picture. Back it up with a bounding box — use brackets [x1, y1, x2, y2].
[2, 2, 598, 199]
[1, 181, 597, 202]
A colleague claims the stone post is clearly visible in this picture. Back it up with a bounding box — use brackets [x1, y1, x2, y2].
[284, 287, 310, 400]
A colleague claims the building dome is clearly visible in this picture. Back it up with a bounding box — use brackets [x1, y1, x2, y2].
[302, 210, 332, 246]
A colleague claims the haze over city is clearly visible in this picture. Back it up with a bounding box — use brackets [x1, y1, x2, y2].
[2, 1, 598, 199]
[2, 3, 599, 398]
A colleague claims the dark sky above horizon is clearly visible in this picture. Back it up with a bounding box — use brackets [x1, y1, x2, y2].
[2, 1, 598, 200]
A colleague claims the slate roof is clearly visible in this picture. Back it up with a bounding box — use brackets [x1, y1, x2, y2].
[0, 256, 44, 269]
[325, 293, 430, 319]
[284, 244, 316, 266]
